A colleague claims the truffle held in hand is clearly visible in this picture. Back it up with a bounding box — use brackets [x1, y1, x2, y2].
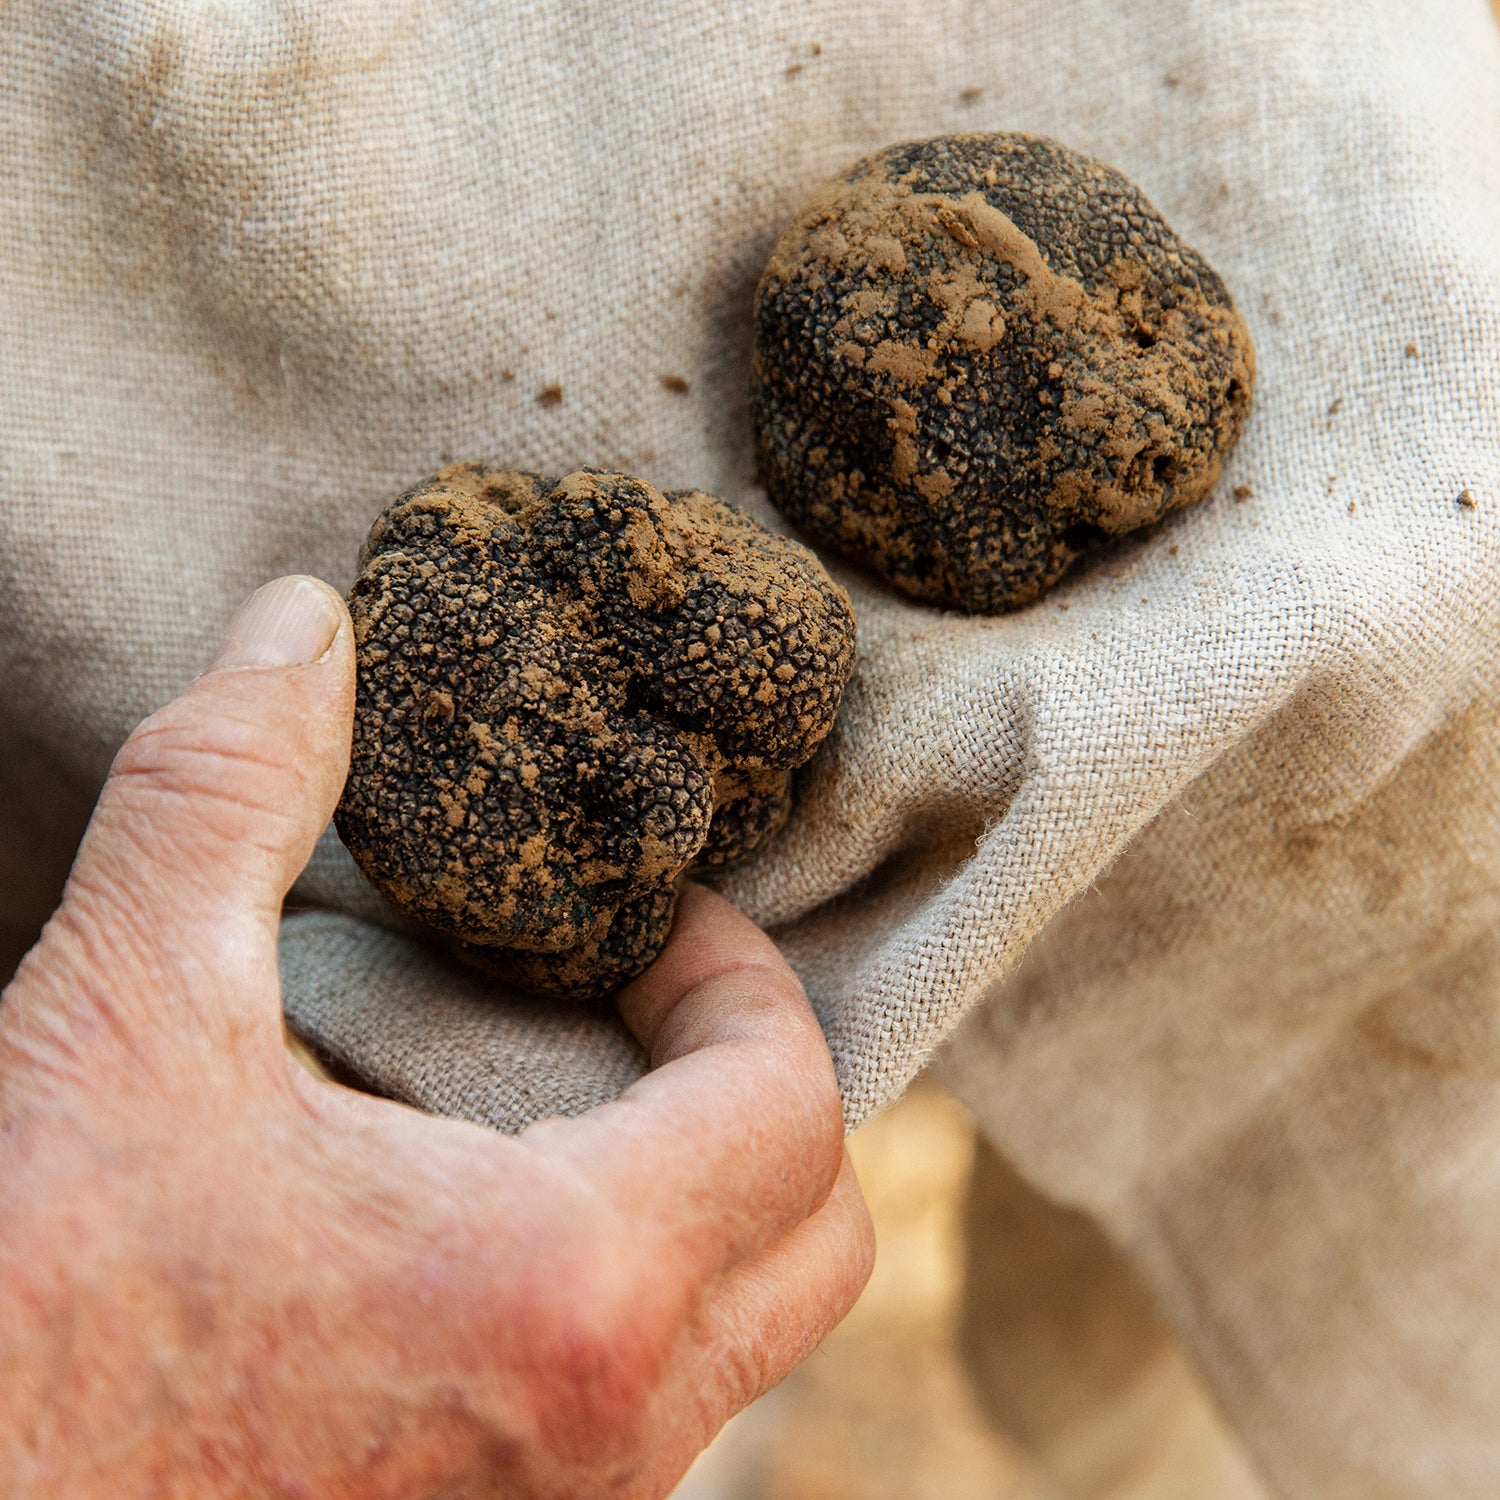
[335, 465, 857, 1000]
[752, 133, 1256, 612]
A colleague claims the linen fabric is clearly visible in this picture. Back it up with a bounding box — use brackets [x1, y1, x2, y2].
[4, 0, 1500, 1493]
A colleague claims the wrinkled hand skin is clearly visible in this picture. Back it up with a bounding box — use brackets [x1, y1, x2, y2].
[335, 465, 858, 1000]
[0, 576, 873, 1500]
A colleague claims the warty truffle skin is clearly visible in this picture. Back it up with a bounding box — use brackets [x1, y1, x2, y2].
[334, 464, 857, 1000]
[751, 132, 1256, 613]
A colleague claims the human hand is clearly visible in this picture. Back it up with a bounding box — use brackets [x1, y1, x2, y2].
[0, 575, 873, 1500]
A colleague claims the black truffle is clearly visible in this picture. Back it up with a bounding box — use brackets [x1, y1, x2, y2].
[752, 132, 1256, 612]
[335, 464, 857, 999]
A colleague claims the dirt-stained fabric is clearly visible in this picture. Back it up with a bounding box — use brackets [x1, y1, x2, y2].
[3, 1, 1499, 1494]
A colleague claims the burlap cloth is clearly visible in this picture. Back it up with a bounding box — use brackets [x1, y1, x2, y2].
[5, 0, 1500, 1493]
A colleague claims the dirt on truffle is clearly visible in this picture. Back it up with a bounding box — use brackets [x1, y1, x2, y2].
[335, 464, 857, 1000]
[752, 133, 1256, 613]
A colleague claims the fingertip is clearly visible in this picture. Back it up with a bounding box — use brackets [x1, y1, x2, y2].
[199, 573, 355, 804]
[617, 883, 799, 1053]
[74, 575, 356, 947]
[208, 574, 349, 674]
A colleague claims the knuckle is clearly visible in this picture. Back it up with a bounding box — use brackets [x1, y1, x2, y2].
[710, 1319, 774, 1414]
[107, 695, 302, 859]
[528, 1239, 680, 1456]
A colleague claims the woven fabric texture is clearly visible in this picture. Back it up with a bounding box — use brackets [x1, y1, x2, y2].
[4, 1, 1500, 1492]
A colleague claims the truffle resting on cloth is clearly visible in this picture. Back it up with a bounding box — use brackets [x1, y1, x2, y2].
[752, 132, 1256, 613]
[334, 464, 858, 1000]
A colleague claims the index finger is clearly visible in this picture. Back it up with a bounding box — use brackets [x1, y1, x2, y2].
[521, 883, 846, 1282]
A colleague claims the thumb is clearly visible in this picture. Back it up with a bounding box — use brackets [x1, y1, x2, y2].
[28, 576, 354, 1049]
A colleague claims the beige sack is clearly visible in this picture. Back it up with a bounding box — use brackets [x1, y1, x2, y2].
[5, 0, 1500, 1493]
